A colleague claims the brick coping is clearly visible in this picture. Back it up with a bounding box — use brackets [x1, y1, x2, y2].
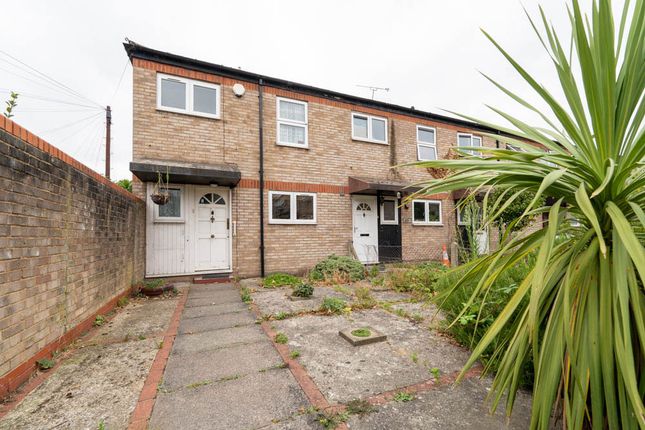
[0, 287, 133, 415]
[0, 116, 142, 203]
[128, 291, 188, 430]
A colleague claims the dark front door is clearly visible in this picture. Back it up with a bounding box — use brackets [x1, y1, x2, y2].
[378, 196, 402, 262]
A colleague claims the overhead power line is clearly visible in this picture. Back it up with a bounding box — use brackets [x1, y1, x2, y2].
[0, 49, 103, 109]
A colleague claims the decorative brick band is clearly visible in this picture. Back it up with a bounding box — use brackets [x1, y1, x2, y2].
[0, 288, 133, 404]
[238, 178, 449, 200]
[128, 291, 188, 430]
[0, 116, 142, 203]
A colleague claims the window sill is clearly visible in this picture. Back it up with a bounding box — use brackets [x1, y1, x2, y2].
[276, 142, 309, 149]
[156, 106, 221, 120]
[351, 137, 388, 145]
[153, 218, 186, 224]
[412, 222, 444, 227]
[269, 220, 317, 225]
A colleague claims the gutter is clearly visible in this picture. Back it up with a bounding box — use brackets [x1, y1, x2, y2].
[258, 79, 265, 277]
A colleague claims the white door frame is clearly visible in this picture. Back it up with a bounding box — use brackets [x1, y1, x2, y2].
[351, 195, 379, 264]
[193, 186, 232, 272]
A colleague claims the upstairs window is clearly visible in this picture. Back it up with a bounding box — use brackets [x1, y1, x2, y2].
[351, 113, 387, 144]
[269, 191, 316, 224]
[157, 73, 220, 119]
[277, 98, 308, 148]
[457, 133, 482, 156]
[417, 125, 437, 160]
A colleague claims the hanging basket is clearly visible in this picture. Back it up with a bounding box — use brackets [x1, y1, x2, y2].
[150, 193, 170, 205]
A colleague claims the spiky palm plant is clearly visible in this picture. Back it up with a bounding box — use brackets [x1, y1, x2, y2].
[412, 0, 644, 428]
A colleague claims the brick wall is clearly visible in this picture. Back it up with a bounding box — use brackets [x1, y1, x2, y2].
[131, 59, 501, 276]
[0, 117, 145, 397]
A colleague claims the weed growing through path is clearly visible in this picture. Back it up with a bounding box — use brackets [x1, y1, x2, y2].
[36, 358, 55, 371]
[321, 297, 346, 314]
[393, 392, 414, 402]
[317, 411, 349, 429]
[93, 315, 106, 326]
[240, 287, 252, 303]
[274, 333, 288, 344]
[290, 350, 301, 359]
[346, 399, 374, 415]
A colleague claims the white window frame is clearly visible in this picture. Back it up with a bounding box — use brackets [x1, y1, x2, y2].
[351, 112, 388, 144]
[457, 132, 483, 156]
[268, 191, 317, 225]
[152, 184, 185, 223]
[157, 73, 221, 119]
[412, 199, 442, 225]
[276, 97, 308, 148]
[380, 197, 399, 225]
[416, 125, 438, 161]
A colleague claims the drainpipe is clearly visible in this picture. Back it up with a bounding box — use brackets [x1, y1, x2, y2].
[258, 79, 266, 277]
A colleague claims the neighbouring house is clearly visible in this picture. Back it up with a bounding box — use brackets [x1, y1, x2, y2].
[124, 41, 529, 279]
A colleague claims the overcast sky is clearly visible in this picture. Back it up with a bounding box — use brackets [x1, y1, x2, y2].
[2, 0, 615, 180]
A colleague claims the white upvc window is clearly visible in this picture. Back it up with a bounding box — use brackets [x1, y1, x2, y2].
[351, 112, 388, 144]
[157, 73, 221, 119]
[457, 133, 482, 156]
[276, 97, 308, 148]
[153, 186, 185, 223]
[412, 200, 442, 225]
[417, 125, 437, 161]
[269, 191, 317, 224]
[380, 198, 399, 225]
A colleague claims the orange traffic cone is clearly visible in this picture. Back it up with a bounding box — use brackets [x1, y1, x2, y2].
[442, 244, 450, 268]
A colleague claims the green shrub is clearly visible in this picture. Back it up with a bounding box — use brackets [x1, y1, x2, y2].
[263, 273, 301, 288]
[385, 262, 446, 294]
[143, 279, 165, 290]
[36, 358, 55, 370]
[320, 296, 346, 314]
[310, 255, 365, 283]
[292, 283, 314, 298]
[433, 255, 535, 386]
[93, 315, 106, 326]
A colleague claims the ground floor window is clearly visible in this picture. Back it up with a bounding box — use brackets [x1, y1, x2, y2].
[269, 191, 316, 224]
[412, 200, 442, 225]
[155, 187, 183, 222]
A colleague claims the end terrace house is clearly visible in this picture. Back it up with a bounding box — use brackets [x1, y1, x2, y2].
[125, 41, 511, 279]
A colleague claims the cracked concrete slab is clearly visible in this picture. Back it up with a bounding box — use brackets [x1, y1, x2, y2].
[184, 290, 242, 307]
[181, 301, 249, 319]
[150, 368, 310, 430]
[178, 311, 256, 334]
[161, 341, 282, 390]
[273, 310, 472, 403]
[171, 324, 267, 355]
[347, 378, 532, 429]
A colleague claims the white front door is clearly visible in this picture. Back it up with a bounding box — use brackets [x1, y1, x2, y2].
[195, 189, 230, 271]
[352, 195, 378, 264]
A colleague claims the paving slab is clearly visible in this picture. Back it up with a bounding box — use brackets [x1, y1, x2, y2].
[347, 378, 532, 429]
[150, 368, 310, 430]
[273, 309, 471, 403]
[161, 341, 283, 390]
[178, 311, 256, 334]
[172, 324, 267, 354]
[181, 301, 249, 319]
[185, 290, 242, 307]
[187, 283, 236, 296]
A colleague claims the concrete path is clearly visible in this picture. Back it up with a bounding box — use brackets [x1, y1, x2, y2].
[149, 283, 313, 430]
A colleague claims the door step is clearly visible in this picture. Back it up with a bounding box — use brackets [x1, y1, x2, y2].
[193, 273, 232, 284]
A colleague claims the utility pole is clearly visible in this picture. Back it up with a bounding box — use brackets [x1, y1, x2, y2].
[105, 105, 111, 179]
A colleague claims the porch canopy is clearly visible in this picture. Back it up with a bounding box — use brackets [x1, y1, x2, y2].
[130, 159, 241, 187]
[348, 176, 421, 196]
